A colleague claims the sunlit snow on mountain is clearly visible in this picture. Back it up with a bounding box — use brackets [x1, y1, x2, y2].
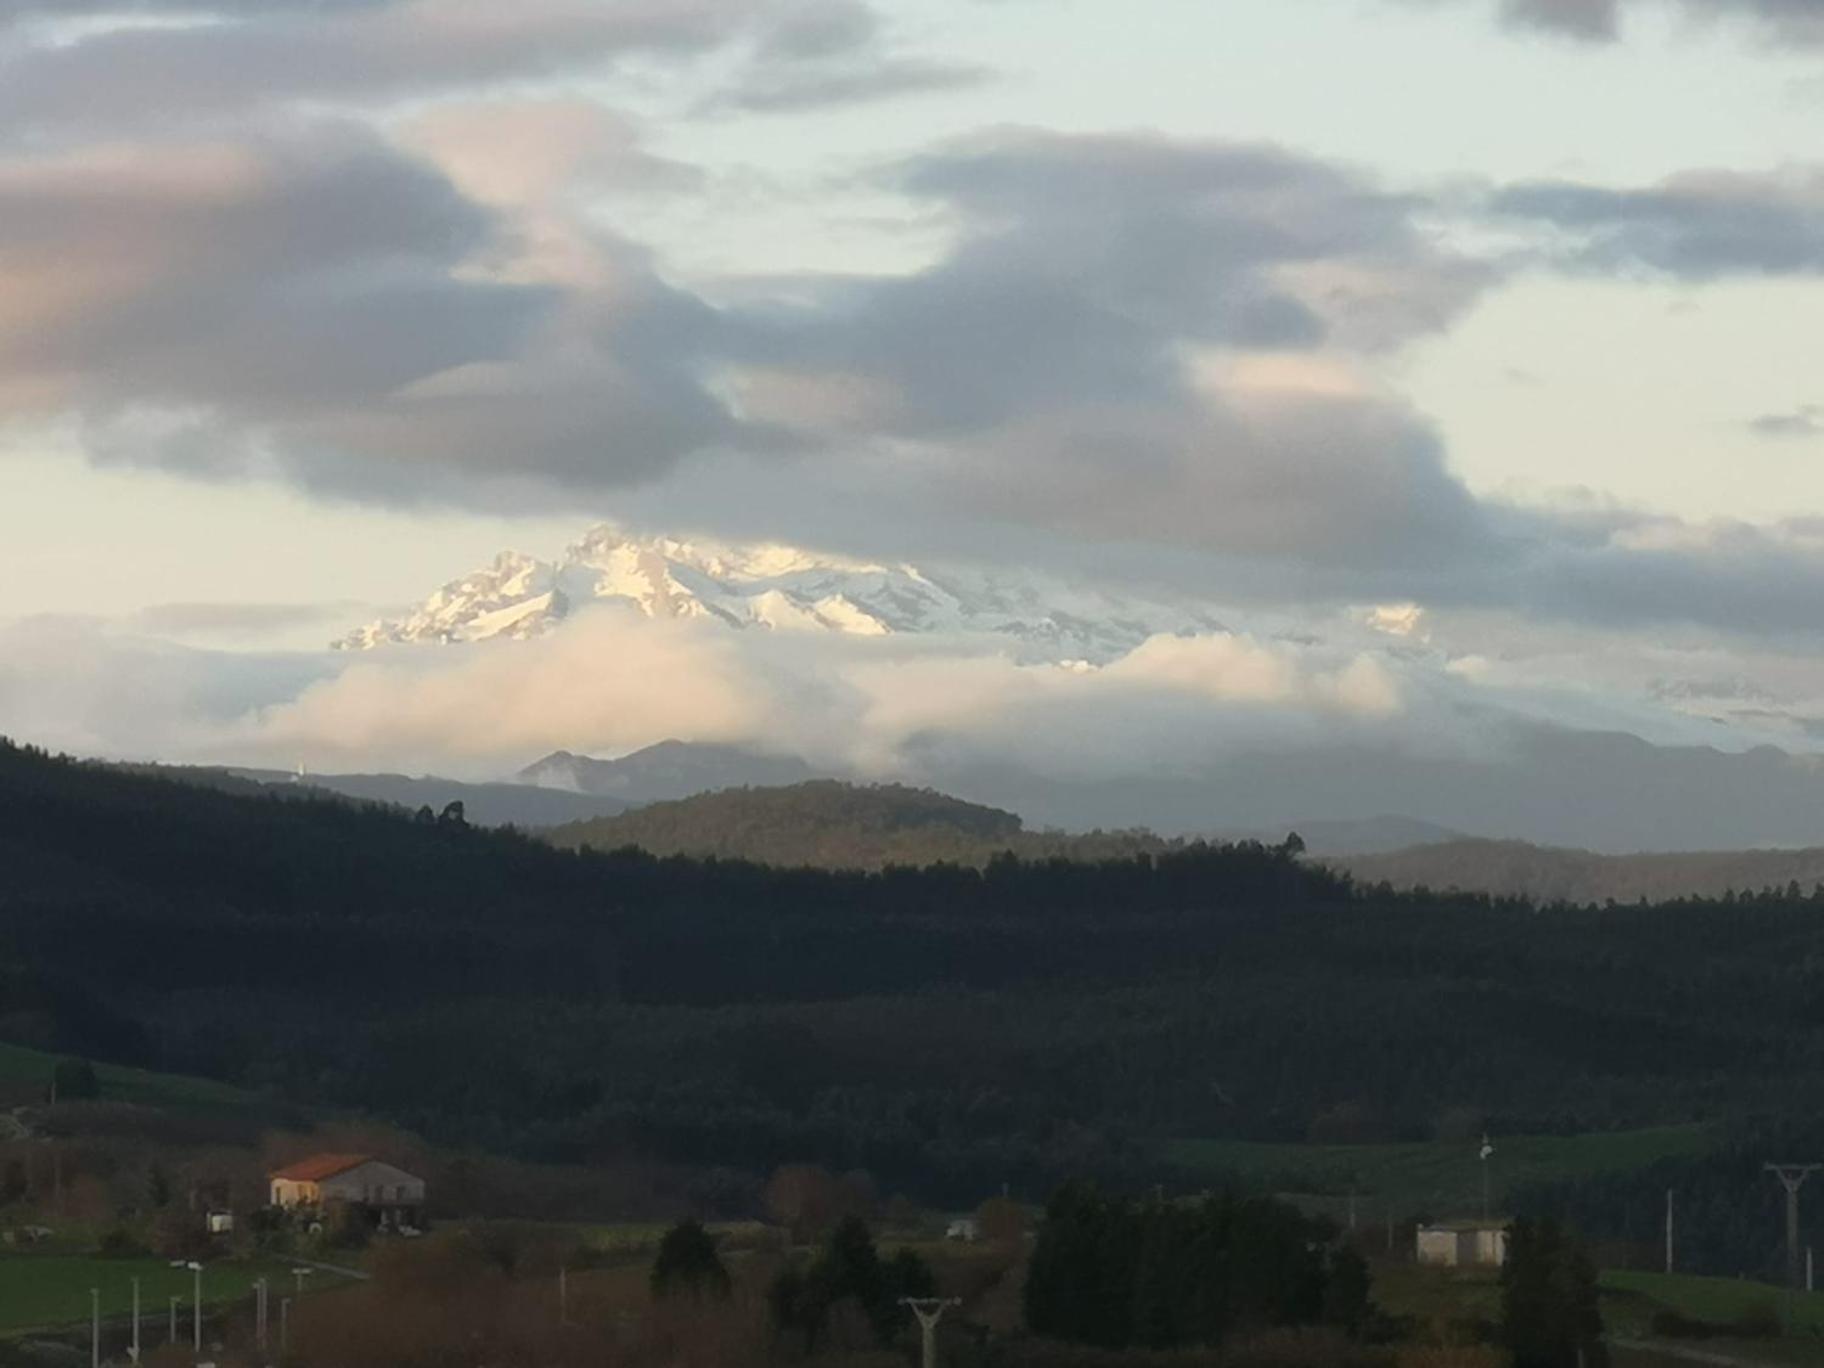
[335, 523, 1231, 664]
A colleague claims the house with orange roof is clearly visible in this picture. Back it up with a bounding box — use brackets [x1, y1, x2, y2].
[269, 1154, 425, 1225]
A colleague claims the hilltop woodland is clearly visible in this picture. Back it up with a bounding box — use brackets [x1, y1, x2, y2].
[13, 737, 1824, 1272]
[545, 780, 1178, 870]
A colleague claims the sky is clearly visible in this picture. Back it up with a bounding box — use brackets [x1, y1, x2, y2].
[8, 0, 1824, 802]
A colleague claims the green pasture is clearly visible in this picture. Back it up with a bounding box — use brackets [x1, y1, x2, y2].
[1165, 1125, 1714, 1215]
[0, 1255, 332, 1337]
[0, 1041, 261, 1116]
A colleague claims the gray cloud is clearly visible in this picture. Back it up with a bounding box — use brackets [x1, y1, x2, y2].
[0, 0, 989, 140]
[1749, 405, 1824, 438]
[0, 4, 735, 138]
[716, 56, 991, 112]
[1501, 0, 1622, 37]
[1494, 169, 1824, 277]
[0, 122, 744, 494]
[709, 0, 994, 112]
[716, 130, 1499, 568]
[1443, 0, 1824, 44]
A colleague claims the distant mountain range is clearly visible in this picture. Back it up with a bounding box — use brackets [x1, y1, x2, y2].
[333, 522, 1228, 662]
[516, 740, 820, 802]
[134, 764, 632, 828]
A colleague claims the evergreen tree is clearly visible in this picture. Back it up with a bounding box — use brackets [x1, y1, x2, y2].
[1501, 1217, 1606, 1368]
[50, 1057, 98, 1102]
[650, 1219, 731, 1300]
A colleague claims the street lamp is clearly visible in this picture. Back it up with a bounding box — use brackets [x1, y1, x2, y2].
[168, 1260, 202, 1353]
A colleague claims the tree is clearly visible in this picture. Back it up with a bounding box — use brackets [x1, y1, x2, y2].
[765, 1164, 843, 1242]
[650, 1219, 731, 1300]
[1322, 1246, 1372, 1335]
[976, 1195, 1026, 1247]
[1027, 1185, 1353, 1351]
[1501, 1217, 1605, 1368]
[768, 1216, 929, 1349]
[50, 1057, 98, 1103]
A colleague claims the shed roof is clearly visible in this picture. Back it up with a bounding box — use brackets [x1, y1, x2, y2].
[270, 1154, 372, 1183]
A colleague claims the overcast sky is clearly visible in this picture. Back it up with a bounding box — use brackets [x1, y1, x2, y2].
[7, 0, 1824, 784]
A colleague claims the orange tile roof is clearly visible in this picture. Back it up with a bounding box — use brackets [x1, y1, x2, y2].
[269, 1153, 371, 1183]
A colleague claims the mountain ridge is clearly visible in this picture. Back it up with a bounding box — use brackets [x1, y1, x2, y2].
[334, 521, 1229, 662]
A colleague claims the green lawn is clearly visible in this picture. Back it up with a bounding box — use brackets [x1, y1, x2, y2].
[0, 1040, 263, 1116]
[0, 1256, 335, 1337]
[1165, 1125, 1713, 1216]
[1602, 1269, 1823, 1334]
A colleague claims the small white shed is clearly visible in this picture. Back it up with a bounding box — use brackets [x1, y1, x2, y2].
[1416, 1220, 1508, 1267]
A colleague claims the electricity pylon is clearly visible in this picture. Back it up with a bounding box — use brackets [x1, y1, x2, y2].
[901, 1297, 961, 1368]
[1765, 1163, 1819, 1326]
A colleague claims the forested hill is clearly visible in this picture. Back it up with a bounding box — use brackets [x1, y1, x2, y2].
[19, 733, 1824, 1211]
[1332, 837, 1824, 904]
[545, 779, 1175, 869]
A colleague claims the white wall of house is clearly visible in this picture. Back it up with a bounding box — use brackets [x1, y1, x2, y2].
[271, 1162, 425, 1209]
[320, 1161, 425, 1207]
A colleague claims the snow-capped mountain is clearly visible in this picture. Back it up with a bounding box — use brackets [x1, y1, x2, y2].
[334, 523, 1229, 662]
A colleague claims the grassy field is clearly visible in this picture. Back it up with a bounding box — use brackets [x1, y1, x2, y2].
[1165, 1125, 1714, 1216]
[1602, 1270, 1824, 1335]
[1374, 1260, 1824, 1367]
[0, 1255, 335, 1337]
[0, 1041, 262, 1116]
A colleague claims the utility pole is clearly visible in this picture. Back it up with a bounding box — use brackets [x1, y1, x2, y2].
[1666, 1189, 1675, 1275]
[901, 1298, 961, 1368]
[1765, 1164, 1819, 1326]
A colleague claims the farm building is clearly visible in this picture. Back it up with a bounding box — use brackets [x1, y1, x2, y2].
[269, 1154, 425, 1225]
[1416, 1219, 1508, 1267]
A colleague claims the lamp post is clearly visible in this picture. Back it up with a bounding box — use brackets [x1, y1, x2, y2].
[130, 1276, 141, 1363]
[280, 1296, 292, 1356]
[167, 1295, 178, 1345]
[168, 1259, 203, 1353]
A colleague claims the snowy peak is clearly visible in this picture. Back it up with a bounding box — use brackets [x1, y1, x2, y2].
[334, 522, 1227, 661]
[334, 551, 564, 650]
